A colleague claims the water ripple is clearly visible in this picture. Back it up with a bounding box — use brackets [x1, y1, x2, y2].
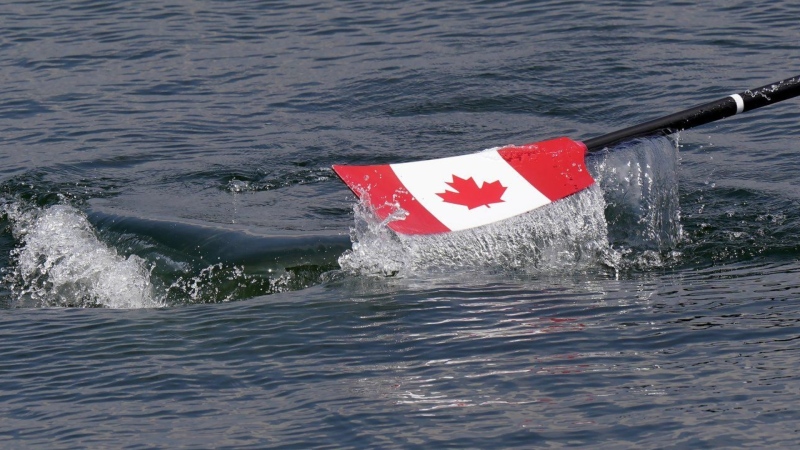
[2, 0, 800, 447]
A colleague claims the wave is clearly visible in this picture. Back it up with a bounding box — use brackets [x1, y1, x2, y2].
[2, 203, 161, 309]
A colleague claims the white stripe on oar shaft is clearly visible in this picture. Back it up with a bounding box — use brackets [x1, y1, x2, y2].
[729, 93, 745, 114]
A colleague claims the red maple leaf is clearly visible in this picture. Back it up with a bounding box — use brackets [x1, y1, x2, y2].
[436, 175, 507, 209]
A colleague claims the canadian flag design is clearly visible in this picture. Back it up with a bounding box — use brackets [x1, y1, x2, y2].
[332, 137, 595, 235]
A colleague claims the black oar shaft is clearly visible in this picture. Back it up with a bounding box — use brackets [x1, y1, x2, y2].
[584, 74, 800, 153]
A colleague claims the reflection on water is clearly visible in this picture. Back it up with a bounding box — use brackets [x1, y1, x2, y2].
[342, 275, 661, 414]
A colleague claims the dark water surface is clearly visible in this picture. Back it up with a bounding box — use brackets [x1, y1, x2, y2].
[2, 1, 800, 447]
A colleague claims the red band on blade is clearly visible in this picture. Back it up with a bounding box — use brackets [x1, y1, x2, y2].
[332, 164, 450, 235]
[498, 137, 594, 201]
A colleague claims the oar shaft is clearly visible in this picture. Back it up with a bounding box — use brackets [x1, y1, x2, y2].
[584, 74, 800, 153]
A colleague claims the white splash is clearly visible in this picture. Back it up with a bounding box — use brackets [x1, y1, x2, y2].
[3, 203, 162, 309]
[590, 136, 683, 268]
[339, 136, 683, 276]
[339, 185, 615, 276]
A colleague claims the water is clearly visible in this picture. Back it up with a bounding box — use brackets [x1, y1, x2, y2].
[2, 0, 800, 447]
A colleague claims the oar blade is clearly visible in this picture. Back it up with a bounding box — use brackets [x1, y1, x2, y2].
[333, 137, 594, 235]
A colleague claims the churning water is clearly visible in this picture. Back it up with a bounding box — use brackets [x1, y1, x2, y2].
[3, 203, 160, 309]
[340, 136, 682, 276]
[1, 0, 799, 448]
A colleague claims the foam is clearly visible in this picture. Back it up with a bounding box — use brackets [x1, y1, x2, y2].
[2, 201, 343, 308]
[3, 204, 162, 308]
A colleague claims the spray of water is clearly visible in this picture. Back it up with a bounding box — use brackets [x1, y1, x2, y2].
[590, 136, 683, 268]
[339, 136, 683, 276]
[0, 201, 332, 308]
[339, 185, 613, 276]
[0, 138, 681, 306]
[2, 203, 162, 309]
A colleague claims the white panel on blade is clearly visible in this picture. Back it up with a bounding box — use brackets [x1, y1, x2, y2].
[390, 150, 551, 232]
